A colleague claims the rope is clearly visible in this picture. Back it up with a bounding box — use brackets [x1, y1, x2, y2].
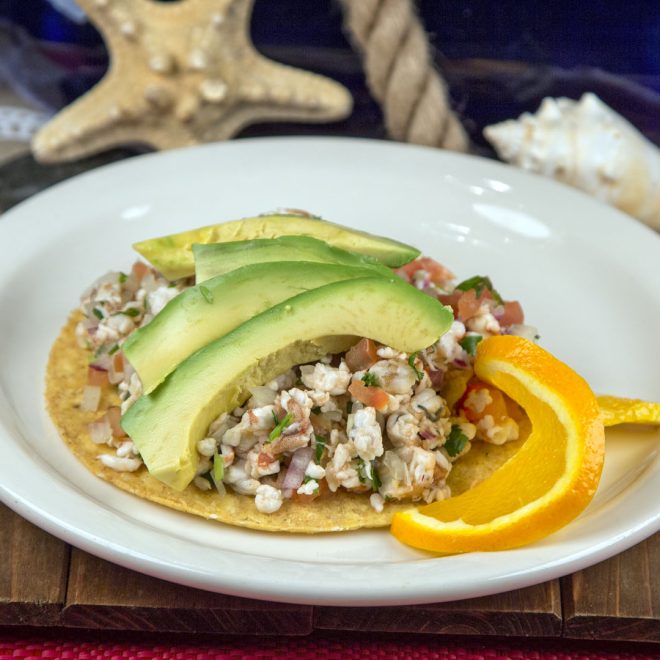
[340, 0, 469, 151]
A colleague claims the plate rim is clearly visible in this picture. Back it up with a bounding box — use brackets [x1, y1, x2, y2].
[0, 136, 658, 606]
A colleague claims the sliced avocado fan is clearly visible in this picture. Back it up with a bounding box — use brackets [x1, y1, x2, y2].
[133, 213, 420, 280]
[193, 236, 391, 283]
[121, 276, 453, 491]
[122, 261, 386, 394]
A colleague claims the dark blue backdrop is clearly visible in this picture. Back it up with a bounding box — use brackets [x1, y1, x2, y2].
[1, 0, 658, 146]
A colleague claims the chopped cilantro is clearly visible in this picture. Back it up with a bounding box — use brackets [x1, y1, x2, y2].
[118, 272, 127, 284]
[356, 459, 380, 491]
[268, 412, 293, 442]
[199, 284, 214, 303]
[356, 459, 367, 484]
[314, 435, 327, 462]
[108, 344, 120, 356]
[459, 334, 483, 356]
[371, 461, 382, 492]
[408, 351, 424, 380]
[115, 307, 140, 318]
[92, 307, 104, 320]
[445, 424, 469, 457]
[361, 371, 379, 387]
[417, 404, 437, 422]
[213, 453, 225, 482]
[455, 275, 503, 304]
[311, 406, 322, 415]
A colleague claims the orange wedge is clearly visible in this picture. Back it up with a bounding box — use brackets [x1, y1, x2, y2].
[597, 395, 660, 427]
[391, 335, 605, 553]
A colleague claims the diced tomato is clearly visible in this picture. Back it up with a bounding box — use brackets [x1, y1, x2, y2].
[458, 379, 509, 424]
[395, 257, 454, 285]
[456, 288, 494, 322]
[112, 352, 125, 374]
[437, 291, 462, 314]
[345, 338, 379, 372]
[87, 365, 109, 387]
[105, 406, 126, 437]
[257, 451, 275, 468]
[498, 300, 524, 326]
[348, 380, 390, 411]
[131, 261, 150, 283]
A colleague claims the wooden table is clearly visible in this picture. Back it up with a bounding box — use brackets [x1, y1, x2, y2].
[1, 503, 657, 642]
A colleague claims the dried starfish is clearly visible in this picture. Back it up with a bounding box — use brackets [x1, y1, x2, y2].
[33, 0, 352, 163]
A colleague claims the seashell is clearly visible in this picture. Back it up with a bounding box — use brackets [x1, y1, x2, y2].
[484, 93, 660, 230]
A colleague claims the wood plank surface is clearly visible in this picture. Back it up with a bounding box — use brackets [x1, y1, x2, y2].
[61, 548, 313, 635]
[563, 533, 660, 643]
[0, 504, 69, 626]
[315, 580, 562, 637]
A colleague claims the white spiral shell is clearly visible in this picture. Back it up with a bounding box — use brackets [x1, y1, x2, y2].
[484, 93, 660, 230]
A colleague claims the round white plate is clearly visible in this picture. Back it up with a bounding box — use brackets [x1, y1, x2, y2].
[0, 138, 658, 606]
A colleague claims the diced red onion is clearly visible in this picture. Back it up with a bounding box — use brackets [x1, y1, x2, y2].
[281, 447, 313, 490]
[427, 368, 444, 390]
[419, 430, 436, 440]
[281, 489, 293, 499]
[90, 355, 112, 371]
[88, 417, 112, 444]
[453, 358, 469, 369]
[80, 385, 102, 412]
[493, 305, 505, 320]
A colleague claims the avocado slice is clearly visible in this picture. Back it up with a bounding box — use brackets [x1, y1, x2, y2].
[123, 261, 385, 394]
[193, 236, 391, 283]
[133, 213, 420, 280]
[121, 276, 453, 491]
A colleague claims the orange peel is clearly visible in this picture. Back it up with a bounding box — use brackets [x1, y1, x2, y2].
[597, 395, 660, 427]
[391, 335, 605, 553]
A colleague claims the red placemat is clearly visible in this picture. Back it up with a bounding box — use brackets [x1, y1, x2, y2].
[0, 634, 657, 660]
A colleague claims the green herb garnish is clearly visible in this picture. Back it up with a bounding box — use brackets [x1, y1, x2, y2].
[454, 275, 503, 304]
[371, 461, 381, 492]
[459, 334, 483, 356]
[314, 435, 327, 462]
[92, 307, 104, 320]
[118, 272, 127, 284]
[199, 285, 214, 304]
[408, 351, 424, 380]
[108, 344, 120, 355]
[417, 404, 437, 422]
[116, 307, 140, 318]
[361, 372, 379, 387]
[445, 424, 469, 457]
[268, 412, 293, 442]
[357, 459, 381, 491]
[213, 453, 225, 482]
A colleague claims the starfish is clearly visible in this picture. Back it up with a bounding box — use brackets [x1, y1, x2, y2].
[33, 0, 352, 163]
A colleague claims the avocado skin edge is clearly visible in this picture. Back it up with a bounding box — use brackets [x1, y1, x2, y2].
[192, 235, 392, 283]
[133, 214, 421, 280]
[121, 276, 453, 492]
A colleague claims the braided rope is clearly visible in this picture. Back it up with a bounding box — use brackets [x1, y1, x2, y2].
[340, 0, 469, 151]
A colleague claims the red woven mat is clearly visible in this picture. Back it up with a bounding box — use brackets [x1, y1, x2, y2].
[0, 635, 657, 660]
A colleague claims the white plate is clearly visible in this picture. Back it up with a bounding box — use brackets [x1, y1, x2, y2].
[0, 138, 658, 606]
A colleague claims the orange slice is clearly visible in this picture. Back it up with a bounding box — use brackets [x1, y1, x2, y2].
[391, 335, 605, 553]
[597, 395, 660, 427]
